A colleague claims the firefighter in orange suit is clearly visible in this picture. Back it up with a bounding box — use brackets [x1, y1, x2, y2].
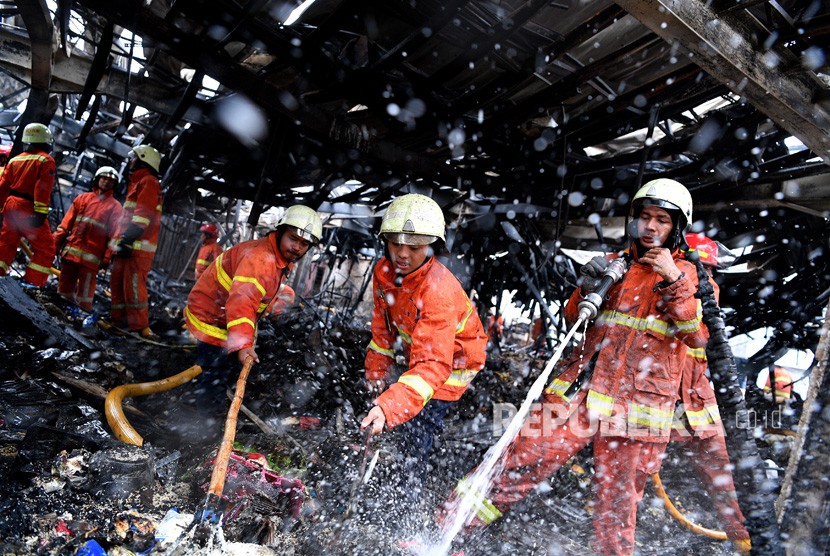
[184, 205, 321, 405]
[440, 179, 707, 556]
[360, 193, 488, 523]
[0, 123, 56, 287]
[53, 166, 123, 317]
[763, 367, 793, 404]
[194, 222, 223, 280]
[669, 232, 750, 550]
[107, 145, 163, 338]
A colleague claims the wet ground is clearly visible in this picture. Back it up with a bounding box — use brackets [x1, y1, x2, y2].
[0, 275, 793, 555]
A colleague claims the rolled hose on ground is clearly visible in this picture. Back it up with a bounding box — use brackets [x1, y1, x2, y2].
[651, 472, 727, 540]
[105, 365, 203, 446]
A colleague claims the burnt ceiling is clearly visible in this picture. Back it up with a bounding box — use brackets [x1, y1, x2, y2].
[0, 0, 829, 362]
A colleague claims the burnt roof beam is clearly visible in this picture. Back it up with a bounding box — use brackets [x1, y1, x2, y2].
[615, 0, 830, 165]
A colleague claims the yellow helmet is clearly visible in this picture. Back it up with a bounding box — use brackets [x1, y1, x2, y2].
[131, 145, 161, 172]
[278, 205, 323, 244]
[629, 178, 693, 248]
[22, 123, 53, 145]
[380, 194, 445, 245]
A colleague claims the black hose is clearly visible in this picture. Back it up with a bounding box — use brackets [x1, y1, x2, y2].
[690, 254, 783, 555]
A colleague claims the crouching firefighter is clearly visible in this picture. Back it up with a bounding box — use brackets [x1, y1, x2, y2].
[360, 193, 488, 530]
[183, 205, 322, 408]
[438, 179, 708, 556]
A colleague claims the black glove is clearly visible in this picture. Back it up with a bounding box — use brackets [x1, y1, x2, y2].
[115, 238, 133, 259]
[578, 256, 610, 293]
[29, 213, 47, 229]
[120, 223, 145, 244]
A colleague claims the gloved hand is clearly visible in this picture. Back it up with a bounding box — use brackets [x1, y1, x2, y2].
[115, 238, 133, 259]
[29, 213, 47, 229]
[578, 255, 610, 293]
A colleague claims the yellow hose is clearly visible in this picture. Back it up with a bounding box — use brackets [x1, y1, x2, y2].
[105, 365, 203, 446]
[651, 472, 728, 540]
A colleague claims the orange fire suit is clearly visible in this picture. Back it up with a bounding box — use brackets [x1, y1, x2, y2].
[0, 147, 56, 286]
[185, 232, 292, 353]
[195, 237, 223, 280]
[109, 167, 162, 330]
[53, 188, 122, 310]
[670, 278, 749, 541]
[366, 255, 488, 429]
[448, 247, 707, 556]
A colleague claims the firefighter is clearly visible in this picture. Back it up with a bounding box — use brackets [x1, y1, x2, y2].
[53, 166, 123, 321]
[105, 145, 163, 338]
[194, 222, 223, 280]
[360, 193, 488, 525]
[486, 310, 505, 352]
[0, 123, 56, 287]
[763, 366, 793, 404]
[670, 232, 750, 550]
[184, 204, 321, 405]
[439, 179, 707, 556]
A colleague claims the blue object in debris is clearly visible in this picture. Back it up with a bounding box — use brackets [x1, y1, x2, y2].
[75, 539, 107, 556]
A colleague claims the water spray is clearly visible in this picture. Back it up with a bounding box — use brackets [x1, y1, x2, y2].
[431, 256, 629, 555]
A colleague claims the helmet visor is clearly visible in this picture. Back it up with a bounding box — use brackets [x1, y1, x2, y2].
[384, 232, 437, 246]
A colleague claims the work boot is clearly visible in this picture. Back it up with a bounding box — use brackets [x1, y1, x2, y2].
[139, 327, 160, 341]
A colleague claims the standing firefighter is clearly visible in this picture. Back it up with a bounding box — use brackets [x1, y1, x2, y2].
[669, 232, 750, 551]
[194, 222, 223, 280]
[439, 179, 708, 556]
[53, 166, 123, 321]
[360, 193, 488, 526]
[0, 123, 56, 286]
[107, 145, 163, 339]
[184, 205, 321, 406]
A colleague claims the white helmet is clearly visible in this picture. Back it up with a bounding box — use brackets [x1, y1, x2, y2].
[380, 194, 446, 245]
[278, 205, 323, 245]
[628, 179, 693, 249]
[94, 166, 119, 181]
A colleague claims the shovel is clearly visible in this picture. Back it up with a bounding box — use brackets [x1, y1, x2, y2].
[169, 356, 255, 552]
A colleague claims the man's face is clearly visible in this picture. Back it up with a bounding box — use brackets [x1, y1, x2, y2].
[97, 176, 116, 191]
[387, 241, 431, 276]
[636, 205, 674, 249]
[278, 228, 313, 262]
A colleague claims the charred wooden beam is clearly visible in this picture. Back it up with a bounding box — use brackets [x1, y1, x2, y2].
[75, 21, 113, 118]
[615, 0, 830, 164]
[0, 27, 205, 122]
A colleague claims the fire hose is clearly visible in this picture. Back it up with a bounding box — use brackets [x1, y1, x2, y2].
[105, 365, 203, 446]
[651, 472, 728, 540]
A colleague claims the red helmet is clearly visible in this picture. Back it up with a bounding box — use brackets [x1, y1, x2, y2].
[0, 144, 10, 162]
[686, 233, 720, 267]
[199, 223, 218, 235]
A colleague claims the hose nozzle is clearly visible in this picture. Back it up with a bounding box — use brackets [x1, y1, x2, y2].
[577, 257, 629, 321]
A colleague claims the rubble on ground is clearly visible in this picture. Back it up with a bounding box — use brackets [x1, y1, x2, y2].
[0, 276, 797, 555]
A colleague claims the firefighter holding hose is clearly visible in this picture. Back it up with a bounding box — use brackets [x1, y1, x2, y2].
[439, 179, 719, 555]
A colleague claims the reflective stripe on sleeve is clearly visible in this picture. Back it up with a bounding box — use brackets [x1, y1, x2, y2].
[398, 374, 434, 406]
[185, 306, 228, 341]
